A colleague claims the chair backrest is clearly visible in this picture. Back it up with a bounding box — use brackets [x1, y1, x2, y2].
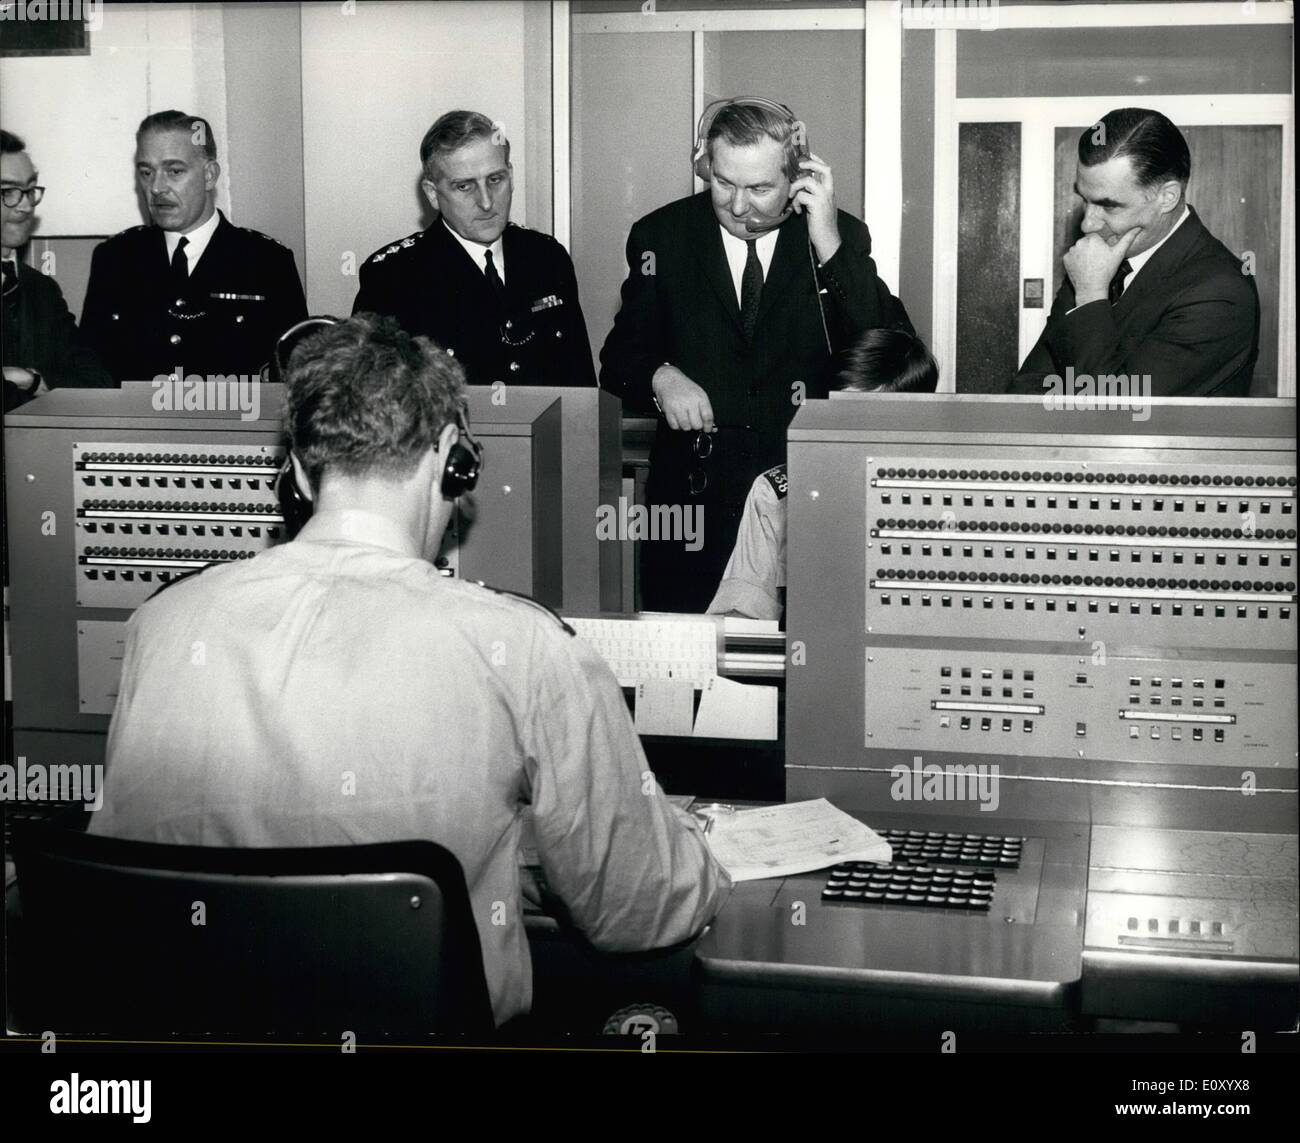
[12, 826, 494, 1037]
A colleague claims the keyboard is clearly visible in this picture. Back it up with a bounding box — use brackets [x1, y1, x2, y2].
[821, 831, 1023, 911]
[877, 828, 1023, 869]
[822, 861, 998, 910]
[566, 616, 718, 687]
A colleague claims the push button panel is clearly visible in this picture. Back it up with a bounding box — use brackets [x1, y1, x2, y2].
[866, 648, 1295, 768]
[74, 441, 286, 608]
[866, 460, 1298, 653]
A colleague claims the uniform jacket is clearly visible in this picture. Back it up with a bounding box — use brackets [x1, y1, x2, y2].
[352, 220, 596, 387]
[88, 508, 730, 1026]
[81, 211, 307, 382]
[3, 259, 113, 413]
[1013, 205, 1259, 397]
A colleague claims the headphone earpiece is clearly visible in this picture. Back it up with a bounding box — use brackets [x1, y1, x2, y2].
[441, 410, 483, 500]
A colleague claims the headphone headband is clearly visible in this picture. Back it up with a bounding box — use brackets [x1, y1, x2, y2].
[692, 97, 801, 182]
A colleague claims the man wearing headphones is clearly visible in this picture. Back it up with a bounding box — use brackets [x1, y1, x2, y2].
[89, 313, 730, 1028]
[600, 98, 911, 612]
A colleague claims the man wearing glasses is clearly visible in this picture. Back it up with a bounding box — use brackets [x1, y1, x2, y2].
[353, 110, 595, 388]
[1, 129, 112, 412]
[81, 110, 307, 383]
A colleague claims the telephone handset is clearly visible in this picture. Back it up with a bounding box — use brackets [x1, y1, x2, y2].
[744, 133, 811, 234]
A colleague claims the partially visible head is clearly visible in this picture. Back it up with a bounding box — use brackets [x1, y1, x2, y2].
[1074, 108, 1189, 256]
[836, 329, 939, 394]
[134, 110, 219, 233]
[702, 100, 803, 239]
[284, 312, 468, 557]
[420, 110, 512, 245]
[265, 315, 342, 384]
[1, 128, 39, 254]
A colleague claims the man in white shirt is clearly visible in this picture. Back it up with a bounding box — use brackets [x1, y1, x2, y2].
[89, 312, 730, 1028]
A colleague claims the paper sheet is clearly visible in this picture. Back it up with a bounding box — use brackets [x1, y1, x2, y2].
[690, 675, 778, 740]
[704, 798, 893, 882]
[634, 678, 697, 736]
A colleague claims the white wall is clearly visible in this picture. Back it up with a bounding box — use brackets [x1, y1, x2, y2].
[0, 3, 230, 236]
[300, 0, 529, 318]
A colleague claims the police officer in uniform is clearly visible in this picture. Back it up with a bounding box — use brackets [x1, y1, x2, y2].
[89, 313, 728, 1028]
[353, 109, 595, 388]
[81, 110, 307, 382]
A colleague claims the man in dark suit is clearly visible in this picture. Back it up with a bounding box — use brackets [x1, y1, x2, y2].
[353, 109, 595, 388]
[600, 98, 911, 612]
[1014, 107, 1258, 398]
[2, 129, 113, 413]
[81, 110, 307, 383]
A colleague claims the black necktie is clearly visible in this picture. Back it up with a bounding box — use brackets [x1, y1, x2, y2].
[170, 236, 190, 293]
[483, 249, 507, 311]
[740, 239, 763, 342]
[1, 260, 17, 299]
[1108, 258, 1132, 306]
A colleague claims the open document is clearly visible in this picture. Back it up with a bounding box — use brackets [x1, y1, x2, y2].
[704, 799, 893, 883]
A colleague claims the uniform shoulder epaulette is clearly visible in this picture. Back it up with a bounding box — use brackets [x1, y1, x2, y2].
[104, 224, 153, 244]
[238, 225, 290, 250]
[761, 464, 789, 499]
[364, 230, 425, 266]
[143, 563, 213, 602]
[474, 581, 575, 636]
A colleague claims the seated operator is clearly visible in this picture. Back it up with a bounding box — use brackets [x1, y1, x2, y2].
[89, 312, 731, 1028]
[707, 328, 938, 621]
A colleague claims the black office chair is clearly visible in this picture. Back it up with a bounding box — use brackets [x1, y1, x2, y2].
[10, 825, 494, 1037]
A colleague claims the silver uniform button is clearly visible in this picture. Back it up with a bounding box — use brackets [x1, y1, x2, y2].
[446, 348, 456, 357]
[110, 313, 120, 321]
[169, 333, 182, 345]
[509, 361, 520, 372]
[555, 330, 563, 339]
[235, 314, 245, 324]
[504, 319, 513, 330]
[175, 298, 185, 308]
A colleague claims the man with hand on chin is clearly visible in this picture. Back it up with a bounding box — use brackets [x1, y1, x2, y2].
[601, 98, 910, 612]
[1014, 107, 1258, 397]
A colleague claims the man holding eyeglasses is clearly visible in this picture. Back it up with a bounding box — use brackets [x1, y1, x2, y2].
[1, 129, 112, 412]
[353, 110, 595, 388]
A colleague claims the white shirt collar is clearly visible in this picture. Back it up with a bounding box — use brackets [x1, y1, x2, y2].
[442, 219, 506, 283]
[296, 508, 421, 559]
[718, 225, 778, 306]
[164, 207, 222, 273]
[1123, 204, 1190, 291]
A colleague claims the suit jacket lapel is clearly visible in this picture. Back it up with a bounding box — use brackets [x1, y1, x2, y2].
[755, 211, 808, 329]
[1113, 206, 1206, 315]
[690, 197, 743, 336]
[186, 213, 227, 294]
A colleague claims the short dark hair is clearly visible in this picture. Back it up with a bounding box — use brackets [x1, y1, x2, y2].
[136, 110, 218, 162]
[1, 129, 27, 154]
[285, 313, 467, 490]
[706, 101, 802, 182]
[1078, 108, 1190, 188]
[420, 110, 509, 180]
[837, 329, 939, 394]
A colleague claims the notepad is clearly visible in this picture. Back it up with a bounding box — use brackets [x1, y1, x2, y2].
[634, 678, 696, 736]
[691, 675, 778, 740]
[704, 799, 893, 882]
